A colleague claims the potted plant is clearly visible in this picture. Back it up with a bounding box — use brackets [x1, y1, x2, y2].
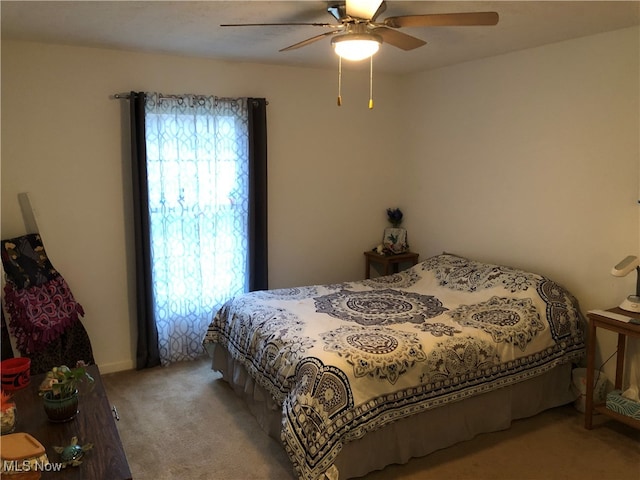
[1, 390, 16, 434]
[383, 207, 409, 254]
[39, 361, 94, 422]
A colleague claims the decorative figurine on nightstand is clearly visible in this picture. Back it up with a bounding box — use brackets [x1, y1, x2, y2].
[381, 207, 408, 255]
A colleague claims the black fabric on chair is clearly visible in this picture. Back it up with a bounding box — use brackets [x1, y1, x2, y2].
[1, 234, 95, 375]
[1, 309, 14, 361]
[26, 322, 95, 375]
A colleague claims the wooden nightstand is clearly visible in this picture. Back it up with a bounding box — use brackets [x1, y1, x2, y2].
[585, 308, 640, 430]
[364, 251, 419, 279]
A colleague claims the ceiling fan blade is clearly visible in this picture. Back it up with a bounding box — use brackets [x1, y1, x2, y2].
[384, 12, 499, 28]
[220, 22, 336, 27]
[279, 30, 341, 52]
[346, 0, 384, 20]
[371, 1, 387, 21]
[373, 27, 426, 51]
[327, 3, 346, 22]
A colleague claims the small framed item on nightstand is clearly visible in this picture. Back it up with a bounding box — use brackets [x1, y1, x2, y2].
[383, 227, 408, 254]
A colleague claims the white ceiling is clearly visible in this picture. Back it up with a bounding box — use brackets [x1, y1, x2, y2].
[2, 1, 639, 74]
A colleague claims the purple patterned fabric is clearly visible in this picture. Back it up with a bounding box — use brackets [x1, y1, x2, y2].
[4, 276, 84, 354]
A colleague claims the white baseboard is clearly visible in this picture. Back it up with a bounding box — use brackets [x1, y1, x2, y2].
[98, 359, 135, 374]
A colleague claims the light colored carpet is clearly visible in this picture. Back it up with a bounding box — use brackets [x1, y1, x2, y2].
[102, 357, 640, 480]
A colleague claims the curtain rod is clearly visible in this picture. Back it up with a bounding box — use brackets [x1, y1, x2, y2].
[111, 93, 268, 105]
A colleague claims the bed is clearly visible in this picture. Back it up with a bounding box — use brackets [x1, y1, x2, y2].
[203, 253, 585, 479]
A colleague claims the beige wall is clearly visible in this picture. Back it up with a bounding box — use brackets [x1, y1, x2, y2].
[400, 27, 640, 381]
[1, 41, 405, 371]
[2, 26, 638, 378]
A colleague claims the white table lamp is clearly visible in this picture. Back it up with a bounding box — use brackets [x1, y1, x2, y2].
[611, 255, 640, 312]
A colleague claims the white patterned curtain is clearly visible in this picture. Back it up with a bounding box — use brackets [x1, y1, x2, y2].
[144, 93, 250, 365]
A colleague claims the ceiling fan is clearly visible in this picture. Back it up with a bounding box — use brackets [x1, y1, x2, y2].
[221, 0, 499, 61]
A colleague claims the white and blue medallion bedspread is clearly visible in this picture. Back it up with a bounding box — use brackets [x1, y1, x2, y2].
[203, 254, 585, 479]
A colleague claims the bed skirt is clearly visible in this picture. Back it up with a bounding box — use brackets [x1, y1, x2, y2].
[209, 343, 577, 479]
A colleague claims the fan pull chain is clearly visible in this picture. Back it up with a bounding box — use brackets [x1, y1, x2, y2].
[337, 56, 343, 107]
[368, 55, 374, 110]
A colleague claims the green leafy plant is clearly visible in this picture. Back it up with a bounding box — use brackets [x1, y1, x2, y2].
[39, 361, 94, 399]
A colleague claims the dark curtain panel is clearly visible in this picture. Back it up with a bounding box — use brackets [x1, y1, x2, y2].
[248, 98, 269, 292]
[129, 91, 161, 369]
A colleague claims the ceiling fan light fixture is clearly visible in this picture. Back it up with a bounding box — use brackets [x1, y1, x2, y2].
[331, 33, 382, 61]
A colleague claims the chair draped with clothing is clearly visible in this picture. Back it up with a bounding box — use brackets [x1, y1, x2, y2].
[1, 234, 94, 374]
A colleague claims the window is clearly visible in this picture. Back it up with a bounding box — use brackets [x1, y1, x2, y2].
[144, 95, 251, 365]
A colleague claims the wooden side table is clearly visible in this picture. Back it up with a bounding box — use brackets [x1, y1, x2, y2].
[585, 308, 640, 430]
[364, 251, 419, 279]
